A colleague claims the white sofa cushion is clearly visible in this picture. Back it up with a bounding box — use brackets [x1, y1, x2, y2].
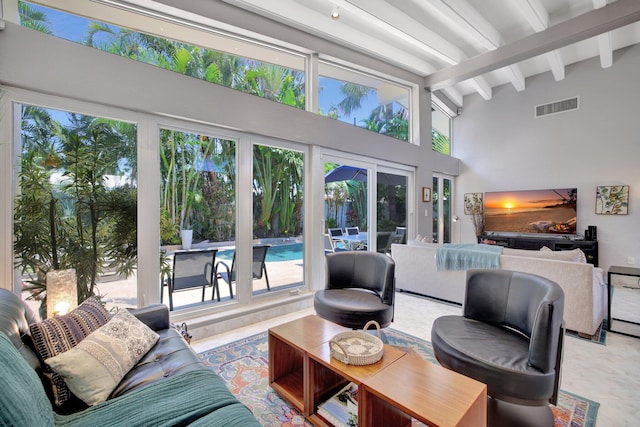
[502, 246, 587, 263]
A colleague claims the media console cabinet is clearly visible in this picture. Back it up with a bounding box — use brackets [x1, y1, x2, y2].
[479, 235, 598, 266]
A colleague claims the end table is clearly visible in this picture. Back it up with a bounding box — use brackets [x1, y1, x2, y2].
[607, 266, 640, 338]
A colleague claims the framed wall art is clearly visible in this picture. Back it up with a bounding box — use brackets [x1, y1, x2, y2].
[464, 193, 484, 215]
[596, 185, 629, 215]
[422, 187, 431, 202]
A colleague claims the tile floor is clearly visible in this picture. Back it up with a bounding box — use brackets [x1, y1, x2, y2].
[192, 291, 640, 427]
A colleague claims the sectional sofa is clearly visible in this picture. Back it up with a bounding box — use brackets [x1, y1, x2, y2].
[392, 242, 607, 336]
[0, 288, 260, 426]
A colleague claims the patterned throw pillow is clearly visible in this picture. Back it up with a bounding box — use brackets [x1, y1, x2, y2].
[29, 297, 111, 406]
[45, 309, 159, 406]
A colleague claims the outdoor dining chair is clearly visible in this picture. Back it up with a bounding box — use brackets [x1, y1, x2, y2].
[376, 231, 394, 254]
[161, 248, 217, 311]
[345, 226, 359, 235]
[214, 245, 271, 300]
[324, 233, 347, 254]
[328, 228, 344, 238]
[393, 226, 407, 244]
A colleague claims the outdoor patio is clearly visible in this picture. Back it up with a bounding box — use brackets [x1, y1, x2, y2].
[22, 256, 304, 320]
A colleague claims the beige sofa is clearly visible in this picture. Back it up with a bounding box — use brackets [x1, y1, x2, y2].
[392, 242, 607, 336]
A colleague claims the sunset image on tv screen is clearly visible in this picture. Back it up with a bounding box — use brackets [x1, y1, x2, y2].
[484, 188, 577, 234]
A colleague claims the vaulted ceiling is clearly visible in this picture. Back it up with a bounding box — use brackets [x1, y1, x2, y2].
[214, 0, 640, 107]
[84, 0, 640, 108]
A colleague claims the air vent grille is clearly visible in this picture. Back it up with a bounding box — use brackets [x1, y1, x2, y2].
[535, 97, 579, 118]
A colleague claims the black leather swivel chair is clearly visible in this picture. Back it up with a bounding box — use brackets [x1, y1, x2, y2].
[431, 269, 565, 427]
[314, 251, 395, 329]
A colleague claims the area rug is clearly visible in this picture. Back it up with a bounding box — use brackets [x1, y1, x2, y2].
[199, 329, 599, 427]
[566, 320, 607, 345]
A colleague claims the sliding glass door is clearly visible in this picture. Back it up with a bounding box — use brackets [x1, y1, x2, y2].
[432, 174, 453, 244]
[376, 169, 408, 251]
[324, 160, 370, 251]
[324, 156, 411, 253]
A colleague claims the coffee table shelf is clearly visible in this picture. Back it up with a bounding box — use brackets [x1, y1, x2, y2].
[268, 333, 305, 411]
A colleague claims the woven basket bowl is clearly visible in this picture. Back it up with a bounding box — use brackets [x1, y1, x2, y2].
[329, 320, 383, 365]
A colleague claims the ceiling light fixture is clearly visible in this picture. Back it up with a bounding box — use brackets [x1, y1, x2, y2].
[331, 6, 340, 20]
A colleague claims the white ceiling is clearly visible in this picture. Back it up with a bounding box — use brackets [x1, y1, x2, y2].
[212, 0, 640, 106]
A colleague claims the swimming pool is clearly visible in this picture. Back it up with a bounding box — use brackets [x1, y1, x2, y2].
[217, 242, 303, 263]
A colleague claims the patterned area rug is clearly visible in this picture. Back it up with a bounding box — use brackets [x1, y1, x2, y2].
[199, 329, 599, 427]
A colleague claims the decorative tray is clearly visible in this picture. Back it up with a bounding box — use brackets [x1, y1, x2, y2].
[329, 320, 383, 365]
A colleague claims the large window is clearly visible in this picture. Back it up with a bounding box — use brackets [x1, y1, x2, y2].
[252, 144, 304, 294]
[159, 128, 236, 311]
[319, 62, 411, 142]
[432, 106, 451, 155]
[20, 1, 418, 144]
[6, 0, 422, 320]
[19, 1, 306, 109]
[15, 105, 137, 318]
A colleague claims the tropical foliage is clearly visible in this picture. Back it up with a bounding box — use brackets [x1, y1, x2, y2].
[15, 3, 423, 286]
[432, 129, 450, 155]
[159, 131, 235, 244]
[323, 80, 410, 142]
[15, 106, 137, 313]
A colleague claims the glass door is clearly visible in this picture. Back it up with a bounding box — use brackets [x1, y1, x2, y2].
[324, 160, 370, 251]
[324, 155, 412, 253]
[376, 169, 408, 253]
[432, 174, 453, 244]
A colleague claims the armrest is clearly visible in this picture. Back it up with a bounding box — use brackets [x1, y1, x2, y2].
[128, 304, 170, 331]
[214, 260, 231, 276]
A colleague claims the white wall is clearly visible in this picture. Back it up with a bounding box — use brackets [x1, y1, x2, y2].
[454, 44, 640, 270]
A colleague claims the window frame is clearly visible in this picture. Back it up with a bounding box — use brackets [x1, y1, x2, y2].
[17, 0, 420, 146]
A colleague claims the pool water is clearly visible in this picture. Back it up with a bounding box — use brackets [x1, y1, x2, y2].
[217, 242, 303, 263]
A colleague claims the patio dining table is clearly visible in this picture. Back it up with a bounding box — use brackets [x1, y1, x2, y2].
[336, 232, 368, 250]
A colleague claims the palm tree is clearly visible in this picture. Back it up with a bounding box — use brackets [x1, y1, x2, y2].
[337, 83, 372, 117]
[18, 2, 52, 34]
[432, 129, 450, 155]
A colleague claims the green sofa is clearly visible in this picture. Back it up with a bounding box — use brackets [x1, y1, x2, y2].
[0, 288, 260, 427]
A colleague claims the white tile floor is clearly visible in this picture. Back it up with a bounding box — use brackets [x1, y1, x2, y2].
[192, 291, 640, 427]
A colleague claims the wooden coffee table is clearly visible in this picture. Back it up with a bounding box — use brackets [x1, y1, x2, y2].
[268, 315, 486, 427]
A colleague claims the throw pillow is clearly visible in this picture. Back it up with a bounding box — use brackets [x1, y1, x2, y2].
[29, 296, 111, 406]
[45, 309, 159, 406]
[540, 246, 587, 263]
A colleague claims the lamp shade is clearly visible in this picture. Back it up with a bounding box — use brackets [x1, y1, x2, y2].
[46, 269, 78, 319]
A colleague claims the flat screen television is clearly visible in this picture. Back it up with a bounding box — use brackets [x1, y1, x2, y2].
[483, 188, 577, 235]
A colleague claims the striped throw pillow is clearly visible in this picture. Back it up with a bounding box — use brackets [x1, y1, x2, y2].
[29, 297, 111, 406]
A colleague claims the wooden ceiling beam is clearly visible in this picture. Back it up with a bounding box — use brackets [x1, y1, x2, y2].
[424, 0, 640, 90]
